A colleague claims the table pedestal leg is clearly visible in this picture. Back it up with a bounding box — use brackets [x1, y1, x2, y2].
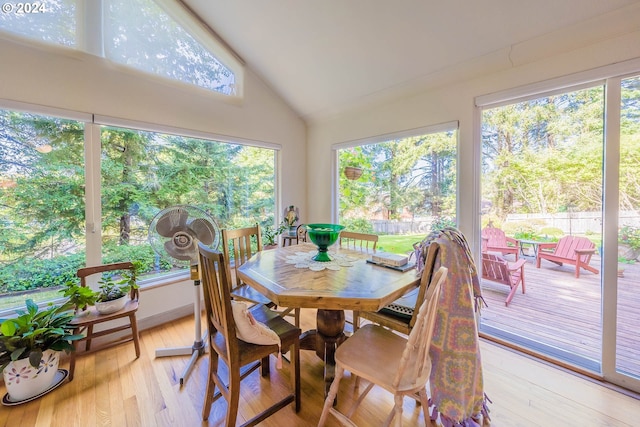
[299, 309, 346, 399]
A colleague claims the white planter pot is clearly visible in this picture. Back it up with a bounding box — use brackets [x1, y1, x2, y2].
[95, 295, 127, 314]
[3, 349, 60, 401]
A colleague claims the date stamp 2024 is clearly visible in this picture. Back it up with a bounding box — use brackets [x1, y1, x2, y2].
[1, 2, 47, 14]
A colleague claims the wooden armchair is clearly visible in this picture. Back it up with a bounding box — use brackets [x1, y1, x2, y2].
[68, 262, 140, 381]
[536, 235, 598, 278]
[481, 226, 520, 260]
[481, 253, 526, 306]
[222, 224, 300, 326]
[318, 266, 447, 427]
[198, 244, 300, 425]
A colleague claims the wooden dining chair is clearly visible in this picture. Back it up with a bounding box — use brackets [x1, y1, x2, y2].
[68, 261, 140, 381]
[353, 242, 440, 335]
[339, 230, 379, 329]
[318, 266, 447, 427]
[339, 230, 378, 251]
[198, 244, 301, 426]
[222, 224, 300, 326]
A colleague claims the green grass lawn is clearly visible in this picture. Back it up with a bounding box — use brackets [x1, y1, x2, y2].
[377, 234, 423, 255]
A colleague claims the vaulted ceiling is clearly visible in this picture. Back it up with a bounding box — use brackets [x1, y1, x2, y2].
[182, 0, 640, 122]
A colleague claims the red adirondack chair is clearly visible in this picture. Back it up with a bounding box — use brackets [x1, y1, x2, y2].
[481, 226, 520, 260]
[536, 235, 599, 278]
[481, 253, 526, 306]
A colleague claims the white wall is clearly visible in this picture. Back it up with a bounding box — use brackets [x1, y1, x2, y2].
[0, 33, 307, 329]
[306, 6, 640, 249]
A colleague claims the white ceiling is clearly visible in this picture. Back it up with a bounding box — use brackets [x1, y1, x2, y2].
[182, 0, 640, 122]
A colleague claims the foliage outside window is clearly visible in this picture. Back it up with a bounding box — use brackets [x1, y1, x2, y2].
[338, 131, 457, 236]
[0, 110, 277, 312]
[0, 110, 85, 310]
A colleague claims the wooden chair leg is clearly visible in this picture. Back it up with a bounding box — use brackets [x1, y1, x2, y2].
[291, 341, 301, 412]
[130, 314, 141, 358]
[202, 351, 219, 421]
[318, 365, 344, 426]
[227, 367, 241, 427]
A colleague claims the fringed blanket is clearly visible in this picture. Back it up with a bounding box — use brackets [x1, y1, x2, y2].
[416, 227, 490, 426]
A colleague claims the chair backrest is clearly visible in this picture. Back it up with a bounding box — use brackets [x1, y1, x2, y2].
[339, 231, 378, 251]
[296, 224, 307, 242]
[393, 265, 447, 390]
[222, 224, 263, 289]
[408, 242, 440, 328]
[554, 236, 595, 260]
[481, 253, 511, 285]
[77, 261, 137, 300]
[198, 243, 237, 362]
[482, 226, 508, 247]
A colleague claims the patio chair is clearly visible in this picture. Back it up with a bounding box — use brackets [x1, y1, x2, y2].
[481, 226, 520, 260]
[481, 253, 526, 306]
[535, 235, 599, 278]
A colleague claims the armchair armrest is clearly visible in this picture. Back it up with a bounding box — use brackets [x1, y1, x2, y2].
[505, 236, 520, 247]
[508, 258, 527, 272]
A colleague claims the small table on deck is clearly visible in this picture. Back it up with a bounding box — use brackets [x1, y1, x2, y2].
[519, 239, 543, 258]
[237, 243, 420, 396]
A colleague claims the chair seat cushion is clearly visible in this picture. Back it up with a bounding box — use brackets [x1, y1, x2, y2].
[231, 301, 280, 347]
[379, 287, 418, 320]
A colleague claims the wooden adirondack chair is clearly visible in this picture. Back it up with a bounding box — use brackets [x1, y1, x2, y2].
[481, 253, 526, 306]
[536, 235, 598, 278]
[481, 226, 520, 260]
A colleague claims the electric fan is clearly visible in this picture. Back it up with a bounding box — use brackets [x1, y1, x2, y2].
[148, 205, 220, 385]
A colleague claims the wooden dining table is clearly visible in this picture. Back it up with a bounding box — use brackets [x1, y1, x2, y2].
[237, 242, 420, 396]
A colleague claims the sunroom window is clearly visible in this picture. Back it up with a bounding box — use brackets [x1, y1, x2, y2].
[0, 0, 240, 97]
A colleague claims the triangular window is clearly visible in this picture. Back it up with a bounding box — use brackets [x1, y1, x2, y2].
[105, 0, 237, 96]
[0, 0, 240, 97]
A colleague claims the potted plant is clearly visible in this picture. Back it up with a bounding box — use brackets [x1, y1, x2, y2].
[0, 299, 81, 401]
[60, 280, 98, 316]
[618, 225, 640, 261]
[94, 269, 138, 315]
[262, 222, 288, 249]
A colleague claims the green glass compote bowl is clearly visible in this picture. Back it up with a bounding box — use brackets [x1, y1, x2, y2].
[306, 223, 345, 262]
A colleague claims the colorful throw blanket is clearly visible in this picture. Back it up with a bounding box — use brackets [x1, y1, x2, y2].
[415, 227, 490, 426]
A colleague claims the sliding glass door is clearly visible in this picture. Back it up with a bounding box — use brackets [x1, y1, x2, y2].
[478, 72, 640, 393]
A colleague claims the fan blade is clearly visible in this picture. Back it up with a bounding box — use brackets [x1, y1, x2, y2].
[164, 240, 196, 261]
[156, 208, 189, 238]
[189, 218, 216, 245]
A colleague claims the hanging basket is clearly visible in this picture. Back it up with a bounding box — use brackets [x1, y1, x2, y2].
[343, 166, 363, 180]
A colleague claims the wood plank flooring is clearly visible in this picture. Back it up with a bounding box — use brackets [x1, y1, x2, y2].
[1, 308, 639, 426]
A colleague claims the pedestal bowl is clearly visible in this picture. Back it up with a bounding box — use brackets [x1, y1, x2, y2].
[306, 223, 345, 262]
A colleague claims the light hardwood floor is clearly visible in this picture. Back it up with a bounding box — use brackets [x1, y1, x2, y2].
[1, 309, 639, 426]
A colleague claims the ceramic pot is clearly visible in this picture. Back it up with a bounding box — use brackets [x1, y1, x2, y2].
[95, 295, 127, 314]
[3, 349, 60, 401]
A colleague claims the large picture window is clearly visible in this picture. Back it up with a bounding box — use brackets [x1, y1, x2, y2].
[336, 125, 457, 254]
[0, 108, 277, 313]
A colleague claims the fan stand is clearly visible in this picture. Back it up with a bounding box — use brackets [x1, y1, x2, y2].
[155, 265, 207, 386]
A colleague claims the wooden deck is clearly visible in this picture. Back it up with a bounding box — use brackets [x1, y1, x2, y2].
[479, 252, 640, 378]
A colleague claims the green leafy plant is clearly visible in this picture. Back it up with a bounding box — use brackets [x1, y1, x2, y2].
[619, 225, 640, 250]
[0, 299, 82, 372]
[60, 281, 98, 312]
[262, 222, 288, 246]
[97, 267, 138, 303]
